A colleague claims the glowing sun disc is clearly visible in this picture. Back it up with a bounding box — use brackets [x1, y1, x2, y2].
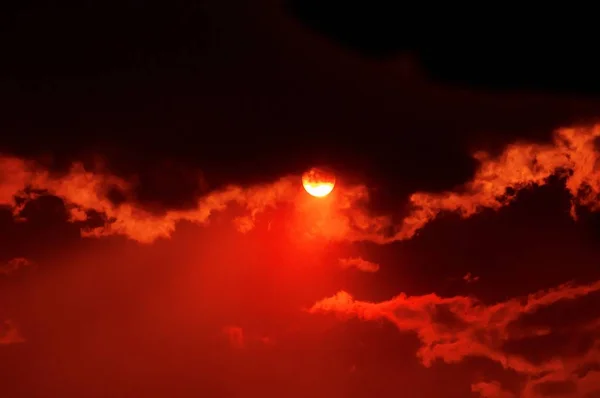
[302, 167, 336, 198]
[304, 182, 335, 197]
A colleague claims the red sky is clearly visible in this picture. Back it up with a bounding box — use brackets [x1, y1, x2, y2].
[2, 125, 600, 397]
[2, 2, 600, 397]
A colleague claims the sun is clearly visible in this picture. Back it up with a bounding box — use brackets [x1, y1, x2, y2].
[302, 167, 336, 197]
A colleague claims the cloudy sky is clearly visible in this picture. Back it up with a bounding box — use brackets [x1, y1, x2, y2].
[1, 2, 600, 397]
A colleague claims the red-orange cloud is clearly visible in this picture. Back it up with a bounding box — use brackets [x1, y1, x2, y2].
[310, 279, 600, 396]
[338, 257, 380, 273]
[391, 126, 600, 241]
[0, 155, 390, 243]
[3, 124, 600, 245]
[2, 126, 600, 396]
[472, 381, 515, 398]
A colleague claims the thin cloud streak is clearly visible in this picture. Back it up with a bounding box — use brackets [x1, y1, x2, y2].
[338, 257, 380, 273]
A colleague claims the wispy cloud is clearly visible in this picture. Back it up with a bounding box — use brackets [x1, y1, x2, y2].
[338, 257, 380, 273]
[310, 279, 600, 397]
[0, 258, 33, 276]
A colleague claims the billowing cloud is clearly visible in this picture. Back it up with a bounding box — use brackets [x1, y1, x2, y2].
[338, 257, 380, 273]
[0, 155, 300, 242]
[0, 155, 388, 243]
[390, 125, 600, 241]
[309, 279, 600, 397]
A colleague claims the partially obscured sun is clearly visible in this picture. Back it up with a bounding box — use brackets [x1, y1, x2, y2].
[302, 167, 336, 197]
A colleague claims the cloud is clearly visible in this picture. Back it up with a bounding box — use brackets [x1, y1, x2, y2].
[1, 124, 600, 245]
[0, 155, 301, 242]
[521, 366, 600, 398]
[472, 381, 516, 398]
[0, 155, 389, 243]
[0, 320, 25, 345]
[0, 157, 31, 206]
[2, 126, 600, 395]
[0, 257, 33, 276]
[338, 257, 380, 273]
[389, 126, 600, 241]
[309, 279, 600, 396]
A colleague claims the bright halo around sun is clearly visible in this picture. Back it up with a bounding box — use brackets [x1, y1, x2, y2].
[302, 167, 336, 198]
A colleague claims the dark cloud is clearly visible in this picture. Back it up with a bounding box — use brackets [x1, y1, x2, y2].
[2, 2, 600, 203]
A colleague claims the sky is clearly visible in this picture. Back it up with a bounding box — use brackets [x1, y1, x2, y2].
[2, 2, 600, 397]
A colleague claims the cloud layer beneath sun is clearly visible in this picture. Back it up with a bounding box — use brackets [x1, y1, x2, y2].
[3, 124, 600, 396]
